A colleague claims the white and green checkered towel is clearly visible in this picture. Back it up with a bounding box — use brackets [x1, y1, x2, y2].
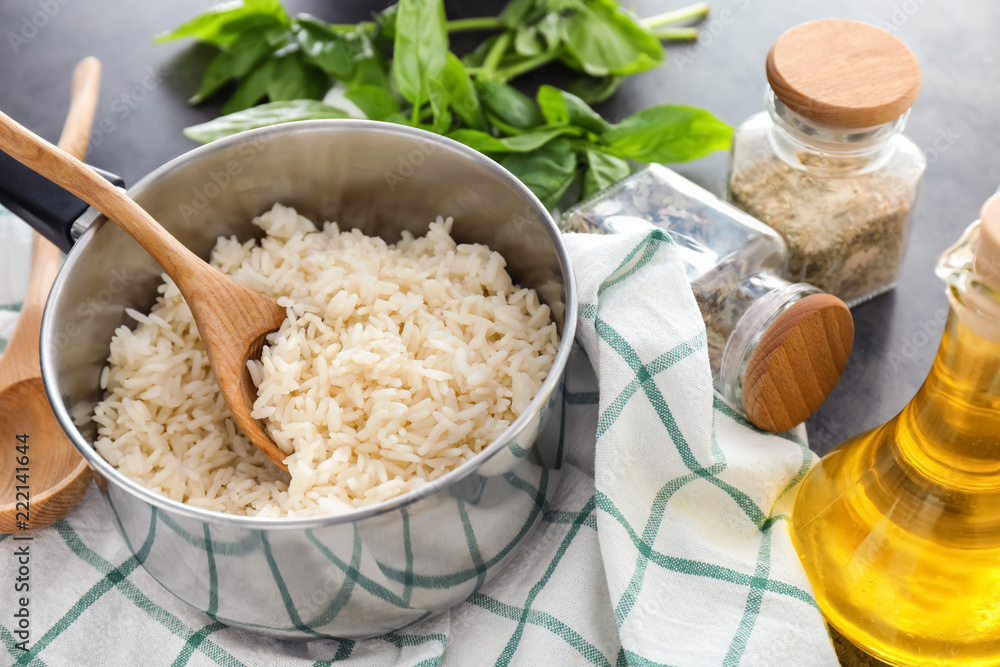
[0, 210, 33, 350]
[0, 207, 838, 666]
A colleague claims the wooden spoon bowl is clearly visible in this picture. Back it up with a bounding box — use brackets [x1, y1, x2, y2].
[0, 57, 101, 531]
[0, 378, 90, 532]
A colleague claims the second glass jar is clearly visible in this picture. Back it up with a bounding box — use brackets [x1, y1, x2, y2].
[563, 164, 854, 433]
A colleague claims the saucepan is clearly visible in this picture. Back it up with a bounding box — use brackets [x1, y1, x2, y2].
[0, 120, 577, 638]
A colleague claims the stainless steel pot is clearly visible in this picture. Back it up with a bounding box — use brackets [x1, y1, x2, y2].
[21, 120, 576, 639]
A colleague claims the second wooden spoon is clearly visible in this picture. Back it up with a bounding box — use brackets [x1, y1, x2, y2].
[0, 57, 100, 532]
[0, 108, 290, 472]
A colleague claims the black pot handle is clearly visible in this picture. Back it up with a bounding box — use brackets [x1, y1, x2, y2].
[0, 150, 124, 253]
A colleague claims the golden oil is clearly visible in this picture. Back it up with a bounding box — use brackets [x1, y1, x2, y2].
[791, 210, 1000, 666]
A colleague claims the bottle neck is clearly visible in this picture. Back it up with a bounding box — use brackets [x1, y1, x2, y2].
[766, 88, 905, 177]
[900, 309, 1000, 480]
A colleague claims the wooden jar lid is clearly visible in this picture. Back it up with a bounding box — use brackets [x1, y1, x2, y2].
[766, 19, 921, 128]
[742, 294, 854, 433]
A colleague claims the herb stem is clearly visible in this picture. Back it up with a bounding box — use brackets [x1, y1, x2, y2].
[323, 23, 366, 33]
[650, 27, 700, 41]
[411, 102, 421, 126]
[447, 17, 506, 33]
[481, 31, 514, 77]
[642, 2, 710, 29]
[493, 51, 560, 81]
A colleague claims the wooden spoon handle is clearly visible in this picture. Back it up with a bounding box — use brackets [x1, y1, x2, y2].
[58, 57, 101, 163]
[30, 57, 103, 294]
[0, 100, 210, 288]
[3, 58, 104, 379]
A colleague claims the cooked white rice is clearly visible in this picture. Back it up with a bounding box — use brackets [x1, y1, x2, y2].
[91, 204, 559, 517]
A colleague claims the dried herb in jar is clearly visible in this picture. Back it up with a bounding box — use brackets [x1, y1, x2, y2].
[728, 155, 917, 306]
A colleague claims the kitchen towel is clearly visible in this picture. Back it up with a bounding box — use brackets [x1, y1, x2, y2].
[0, 207, 838, 666]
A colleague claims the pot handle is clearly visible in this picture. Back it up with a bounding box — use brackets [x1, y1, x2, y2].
[0, 150, 124, 252]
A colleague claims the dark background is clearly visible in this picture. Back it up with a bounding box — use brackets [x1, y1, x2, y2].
[0, 0, 995, 455]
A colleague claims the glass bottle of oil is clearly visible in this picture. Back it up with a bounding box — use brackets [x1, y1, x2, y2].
[791, 194, 1000, 666]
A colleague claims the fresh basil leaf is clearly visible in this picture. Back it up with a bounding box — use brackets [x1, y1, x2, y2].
[502, 127, 580, 150]
[536, 85, 568, 126]
[583, 148, 630, 198]
[393, 0, 448, 106]
[348, 54, 390, 90]
[345, 85, 402, 121]
[440, 53, 485, 130]
[244, 0, 286, 15]
[447, 127, 577, 153]
[514, 26, 544, 57]
[536, 13, 563, 50]
[189, 25, 285, 104]
[498, 139, 577, 209]
[462, 34, 499, 69]
[485, 112, 528, 137]
[184, 100, 350, 143]
[604, 105, 733, 163]
[561, 89, 610, 135]
[154, 7, 244, 46]
[267, 49, 328, 101]
[374, 5, 398, 42]
[562, 0, 663, 77]
[447, 129, 510, 153]
[566, 74, 622, 105]
[500, 0, 538, 27]
[293, 16, 357, 80]
[536, 85, 609, 136]
[155, 0, 288, 47]
[427, 78, 452, 133]
[223, 58, 275, 113]
[293, 14, 384, 88]
[479, 81, 543, 129]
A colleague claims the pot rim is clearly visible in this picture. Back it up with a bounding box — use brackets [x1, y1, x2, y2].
[40, 118, 578, 531]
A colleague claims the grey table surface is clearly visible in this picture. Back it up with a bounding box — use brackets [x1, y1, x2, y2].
[0, 0, 995, 456]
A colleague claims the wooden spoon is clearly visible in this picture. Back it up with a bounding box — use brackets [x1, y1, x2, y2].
[0, 86, 290, 473]
[0, 58, 100, 532]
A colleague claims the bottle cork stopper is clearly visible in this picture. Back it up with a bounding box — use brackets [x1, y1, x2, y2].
[742, 294, 854, 433]
[766, 19, 921, 128]
[976, 194, 1000, 291]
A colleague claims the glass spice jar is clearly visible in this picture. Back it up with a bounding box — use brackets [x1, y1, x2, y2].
[562, 164, 854, 433]
[726, 19, 926, 307]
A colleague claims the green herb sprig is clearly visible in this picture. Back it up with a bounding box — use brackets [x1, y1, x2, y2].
[163, 0, 730, 209]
